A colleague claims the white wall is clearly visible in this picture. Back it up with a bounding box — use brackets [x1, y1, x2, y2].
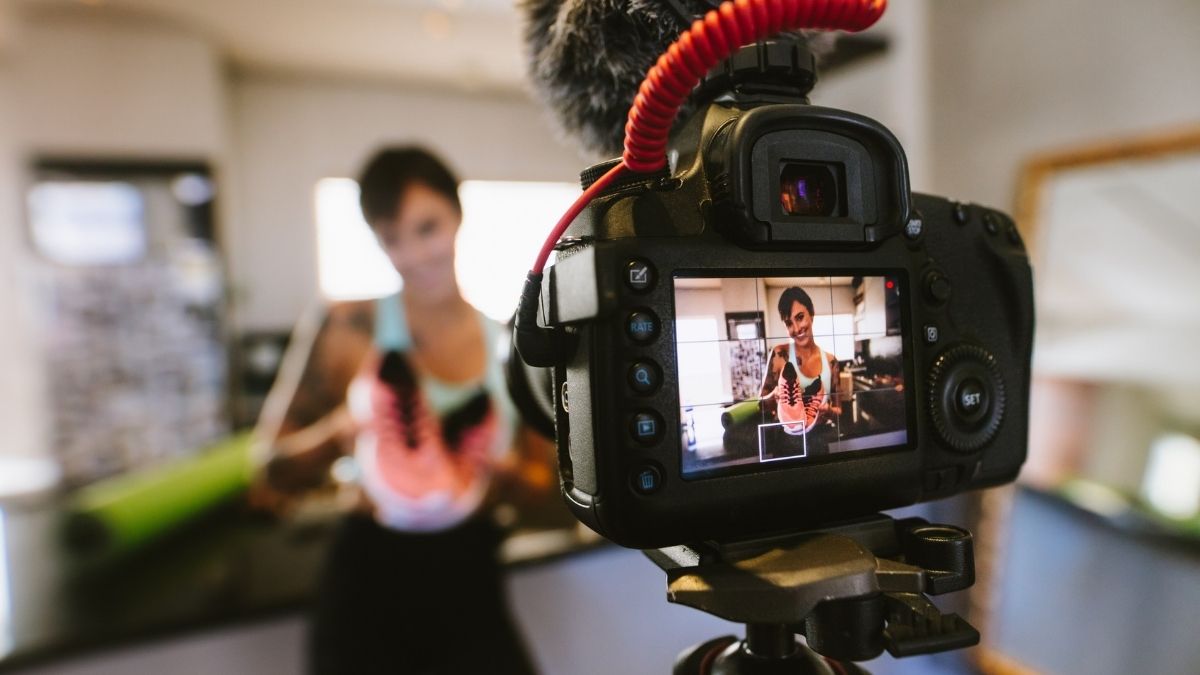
[0, 2, 12, 54]
[719, 277, 769, 317]
[927, 0, 1200, 209]
[813, 0, 931, 189]
[228, 74, 586, 331]
[10, 11, 228, 158]
[0, 59, 42, 460]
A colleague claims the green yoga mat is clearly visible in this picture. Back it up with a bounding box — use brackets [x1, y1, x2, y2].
[721, 399, 761, 429]
[63, 432, 255, 556]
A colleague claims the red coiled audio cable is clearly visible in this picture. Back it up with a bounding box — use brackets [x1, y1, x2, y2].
[530, 0, 886, 276]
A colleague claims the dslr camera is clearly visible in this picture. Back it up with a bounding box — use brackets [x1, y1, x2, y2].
[512, 42, 1033, 550]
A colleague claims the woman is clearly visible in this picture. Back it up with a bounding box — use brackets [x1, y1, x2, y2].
[760, 287, 842, 442]
[254, 147, 550, 674]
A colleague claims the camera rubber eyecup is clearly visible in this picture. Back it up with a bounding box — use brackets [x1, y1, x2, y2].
[927, 345, 1006, 453]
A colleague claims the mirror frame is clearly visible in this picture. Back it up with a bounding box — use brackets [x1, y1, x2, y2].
[969, 123, 1200, 675]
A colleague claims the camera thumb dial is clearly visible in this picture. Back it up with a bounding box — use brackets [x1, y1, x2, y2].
[928, 345, 1006, 453]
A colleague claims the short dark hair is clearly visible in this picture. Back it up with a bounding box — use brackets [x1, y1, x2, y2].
[778, 287, 815, 319]
[357, 146, 460, 226]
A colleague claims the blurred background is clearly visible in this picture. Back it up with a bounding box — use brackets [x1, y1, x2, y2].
[0, 1, 1197, 674]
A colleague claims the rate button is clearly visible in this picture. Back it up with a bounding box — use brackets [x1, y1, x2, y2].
[626, 309, 660, 344]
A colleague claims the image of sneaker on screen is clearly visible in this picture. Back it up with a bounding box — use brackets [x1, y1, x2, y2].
[760, 286, 842, 436]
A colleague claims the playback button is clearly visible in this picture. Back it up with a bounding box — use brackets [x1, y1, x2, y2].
[630, 411, 664, 445]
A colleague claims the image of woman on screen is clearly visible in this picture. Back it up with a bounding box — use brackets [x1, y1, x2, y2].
[760, 286, 842, 439]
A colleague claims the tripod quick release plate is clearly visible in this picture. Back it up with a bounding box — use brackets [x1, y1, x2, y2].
[647, 515, 980, 663]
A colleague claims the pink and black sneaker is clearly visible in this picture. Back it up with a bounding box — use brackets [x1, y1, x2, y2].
[776, 361, 824, 435]
[365, 351, 497, 500]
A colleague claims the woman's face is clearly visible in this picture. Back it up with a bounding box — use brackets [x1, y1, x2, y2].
[373, 182, 461, 303]
[783, 300, 815, 348]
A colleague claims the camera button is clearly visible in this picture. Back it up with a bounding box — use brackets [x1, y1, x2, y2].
[630, 411, 664, 445]
[625, 259, 656, 292]
[952, 202, 970, 225]
[983, 212, 1000, 235]
[928, 345, 1006, 453]
[954, 378, 988, 422]
[1006, 224, 1023, 247]
[626, 309, 660, 343]
[628, 361, 661, 394]
[923, 467, 959, 493]
[923, 271, 952, 305]
[924, 324, 940, 344]
[905, 215, 923, 240]
[631, 465, 663, 495]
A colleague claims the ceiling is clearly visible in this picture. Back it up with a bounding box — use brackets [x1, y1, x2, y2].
[16, 0, 532, 91]
[12, 0, 889, 92]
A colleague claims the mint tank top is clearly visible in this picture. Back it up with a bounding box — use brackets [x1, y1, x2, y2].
[787, 340, 832, 398]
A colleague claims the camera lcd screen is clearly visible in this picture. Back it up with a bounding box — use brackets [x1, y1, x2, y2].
[674, 274, 911, 478]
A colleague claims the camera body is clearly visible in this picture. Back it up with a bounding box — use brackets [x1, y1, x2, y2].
[529, 101, 1033, 549]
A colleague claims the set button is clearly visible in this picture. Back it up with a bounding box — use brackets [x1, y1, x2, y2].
[626, 309, 660, 343]
[954, 377, 989, 423]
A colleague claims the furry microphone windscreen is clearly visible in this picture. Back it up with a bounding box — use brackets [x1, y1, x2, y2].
[521, 0, 836, 157]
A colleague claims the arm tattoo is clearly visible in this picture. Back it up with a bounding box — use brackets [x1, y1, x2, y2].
[278, 304, 372, 435]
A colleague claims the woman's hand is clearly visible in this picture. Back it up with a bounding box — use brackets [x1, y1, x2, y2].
[246, 405, 359, 517]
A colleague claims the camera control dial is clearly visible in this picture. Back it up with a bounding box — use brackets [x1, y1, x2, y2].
[928, 345, 1006, 453]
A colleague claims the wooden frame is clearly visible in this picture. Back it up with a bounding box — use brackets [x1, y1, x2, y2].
[969, 123, 1200, 675]
[1013, 125, 1200, 257]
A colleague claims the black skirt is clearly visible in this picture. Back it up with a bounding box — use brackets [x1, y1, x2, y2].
[309, 513, 538, 675]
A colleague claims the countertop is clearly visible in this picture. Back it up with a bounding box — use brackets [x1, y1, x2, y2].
[0, 500, 602, 673]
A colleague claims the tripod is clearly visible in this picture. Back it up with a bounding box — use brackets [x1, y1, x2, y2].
[647, 515, 981, 675]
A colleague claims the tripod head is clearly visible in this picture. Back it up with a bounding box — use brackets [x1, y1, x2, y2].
[648, 514, 980, 674]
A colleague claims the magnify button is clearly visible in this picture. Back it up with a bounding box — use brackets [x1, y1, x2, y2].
[628, 361, 661, 394]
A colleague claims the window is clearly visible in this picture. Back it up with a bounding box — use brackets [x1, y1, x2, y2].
[27, 181, 146, 266]
[676, 317, 727, 407]
[314, 178, 580, 321]
[813, 313, 855, 361]
[1141, 432, 1200, 519]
